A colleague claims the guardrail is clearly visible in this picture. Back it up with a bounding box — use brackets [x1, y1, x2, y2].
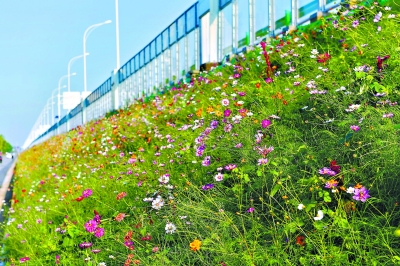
[25, 0, 345, 149]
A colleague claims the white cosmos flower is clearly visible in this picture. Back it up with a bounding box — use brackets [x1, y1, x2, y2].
[165, 222, 177, 234]
[314, 210, 324, 221]
[298, 203, 305, 210]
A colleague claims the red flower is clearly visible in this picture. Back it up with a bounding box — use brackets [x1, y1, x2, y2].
[76, 196, 84, 202]
[317, 53, 331, 63]
[296, 235, 306, 246]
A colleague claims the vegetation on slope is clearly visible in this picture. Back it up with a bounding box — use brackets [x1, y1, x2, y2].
[2, 1, 400, 265]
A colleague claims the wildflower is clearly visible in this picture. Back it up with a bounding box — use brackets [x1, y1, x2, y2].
[115, 213, 126, 222]
[221, 99, 230, 106]
[352, 20, 359, 27]
[257, 158, 268, 165]
[346, 187, 355, 194]
[190, 239, 202, 251]
[202, 184, 214, 190]
[377, 55, 390, 72]
[116, 192, 127, 200]
[79, 242, 93, 249]
[313, 210, 324, 221]
[353, 187, 370, 202]
[98, 263, 106, 266]
[84, 220, 98, 233]
[151, 196, 164, 210]
[297, 203, 305, 210]
[383, 113, 394, 118]
[232, 115, 242, 124]
[36, 219, 42, 224]
[265, 78, 273, 83]
[165, 222, 177, 234]
[247, 207, 254, 213]
[19, 257, 30, 263]
[325, 179, 338, 189]
[388, 14, 396, 19]
[214, 173, 224, 182]
[91, 249, 101, 254]
[94, 227, 105, 238]
[124, 240, 134, 249]
[158, 174, 170, 184]
[224, 164, 237, 171]
[152, 246, 159, 253]
[317, 53, 331, 63]
[350, 125, 360, 132]
[202, 156, 211, 166]
[210, 120, 219, 129]
[261, 119, 271, 128]
[82, 189, 93, 198]
[296, 235, 306, 246]
[224, 109, 232, 117]
[373, 12, 382, 22]
[319, 167, 336, 176]
[345, 104, 361, 112]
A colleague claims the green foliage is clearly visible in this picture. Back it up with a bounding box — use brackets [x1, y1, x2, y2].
[0, 134, 12, 153]
[1, 1, 400, 265]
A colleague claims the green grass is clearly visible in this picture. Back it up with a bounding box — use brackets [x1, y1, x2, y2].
[1, 1, 400, 265]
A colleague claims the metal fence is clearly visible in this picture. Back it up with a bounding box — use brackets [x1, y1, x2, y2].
[25, 0, 344, 148]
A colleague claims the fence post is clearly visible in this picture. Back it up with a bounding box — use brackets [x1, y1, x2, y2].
[111, 69, 120, 111]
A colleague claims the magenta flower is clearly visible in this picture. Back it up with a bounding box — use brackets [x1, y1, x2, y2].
[247, 207, 254, 213]
[82, 189, 93, 198]
[224, 109, 232, 117]
[350, 125, 360, 132]
[84, 219, 97, 233]
[261, 119, 271, 128]
[94, 227, 105, 238]
[353, 187, 370, 202]
[265, 78, 273, 83]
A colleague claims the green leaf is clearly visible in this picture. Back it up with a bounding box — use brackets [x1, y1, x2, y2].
[270, 184, 281, 197]
[394, 124, 400, 130]
[256, 170, 262, 177]
[243, 174, 250, 183]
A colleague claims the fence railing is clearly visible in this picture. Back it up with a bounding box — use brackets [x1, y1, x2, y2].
[25, 0, 345, 149]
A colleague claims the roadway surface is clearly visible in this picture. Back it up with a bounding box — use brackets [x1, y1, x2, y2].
[0, 157, 15, 265]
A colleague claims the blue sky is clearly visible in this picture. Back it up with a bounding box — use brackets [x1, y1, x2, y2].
[0, 0, 197, 148]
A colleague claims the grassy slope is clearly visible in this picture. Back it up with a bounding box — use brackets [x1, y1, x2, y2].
[2, 1, 400, 265]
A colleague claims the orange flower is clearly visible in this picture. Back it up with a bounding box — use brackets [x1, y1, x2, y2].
[196, 108, 203, 117]
[190, 239, 202, 251]
[206, 106, 214, 113]
[116, 192, 127, 200]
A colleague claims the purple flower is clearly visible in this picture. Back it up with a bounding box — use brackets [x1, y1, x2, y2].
[247, 207, 254, 213]
[235, 143, 243, 148]
[210, 120, 219, 129]
[352, 20, 359, 27]
[224, 164, 237, 171]
[94, 227, 105, 238]
[318, 167, 337, 176]
[238, 91, 246, 96]
[202, 156, 211, 166]
[91, 249, 101, 254]
[84, 220, 98, 233]
[124, 240, 134, 248]
[257, 158, 269, 165]
[350, 125, 360, 131]
[202, 184, 214, 191]
[82, 189, 93, 198]
[261, 119, 271, 128]
[79, 242, 93, 249]
[224, 109, 232, 117]
[353, 187, 370, 202]
[383, 113, 394, 118]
